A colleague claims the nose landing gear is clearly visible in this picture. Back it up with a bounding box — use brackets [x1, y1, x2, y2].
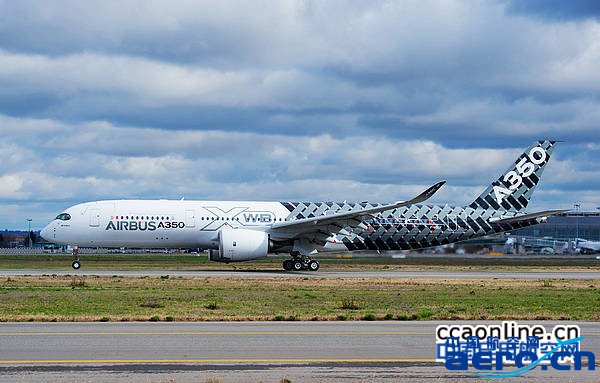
[282, 255, 319, 271]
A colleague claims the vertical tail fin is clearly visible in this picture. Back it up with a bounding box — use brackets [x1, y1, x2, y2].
[469, 140, 557, 212]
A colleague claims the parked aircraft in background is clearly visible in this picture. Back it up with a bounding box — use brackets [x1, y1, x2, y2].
[41, 140, 566, 271]
[576, 239, 600, 254]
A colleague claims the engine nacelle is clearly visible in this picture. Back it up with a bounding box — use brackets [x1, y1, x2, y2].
[209, 228, 269, 262]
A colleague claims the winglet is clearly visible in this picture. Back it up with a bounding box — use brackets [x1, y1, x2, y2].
[395, 181, 446, 206]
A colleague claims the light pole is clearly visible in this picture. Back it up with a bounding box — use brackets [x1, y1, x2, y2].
[574, 204, 580, 246]
[26, 218, 32, 248]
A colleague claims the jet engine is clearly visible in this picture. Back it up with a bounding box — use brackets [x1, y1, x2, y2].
[209, 228, 269, 262]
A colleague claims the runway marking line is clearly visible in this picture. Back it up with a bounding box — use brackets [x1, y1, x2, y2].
[0, 331, 432, 336]
[0, 358, 436, 364]
[1, 331, 599, 336]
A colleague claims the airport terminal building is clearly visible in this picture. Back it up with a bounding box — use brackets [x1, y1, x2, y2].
[513, 211, 600, 241]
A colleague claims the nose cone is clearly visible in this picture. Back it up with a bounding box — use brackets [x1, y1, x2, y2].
[40, 224, 51, 242]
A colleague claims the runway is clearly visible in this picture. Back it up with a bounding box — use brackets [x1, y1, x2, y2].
[0, 268, 599, 279]
[0, 321, 598, 382]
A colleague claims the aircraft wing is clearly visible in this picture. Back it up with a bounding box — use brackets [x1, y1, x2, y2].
[270, 181, 445, 239]
[488, 209, 569, 224]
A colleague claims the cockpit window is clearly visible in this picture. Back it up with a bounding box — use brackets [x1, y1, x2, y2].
[56, 213, 71, 221]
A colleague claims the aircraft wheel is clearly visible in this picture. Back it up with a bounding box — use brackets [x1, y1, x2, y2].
[283, 260, 293, 271]
[309, 260, 319, 271]
[72, 260, 81, 270]
[293, 261, 303, 271]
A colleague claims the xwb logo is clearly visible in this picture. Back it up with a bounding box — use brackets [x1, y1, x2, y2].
[243, 212, 274, 223]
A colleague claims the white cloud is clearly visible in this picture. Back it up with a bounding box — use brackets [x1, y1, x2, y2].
[1, 114, 589, 211]
[0, 175, 26, 199]
[0, 1, 599, 228]
[1, 1, 599, 112]
[0, 50, 401, 111]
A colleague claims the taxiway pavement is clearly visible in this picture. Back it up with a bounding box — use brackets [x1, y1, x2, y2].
[0, 321, 598, 382]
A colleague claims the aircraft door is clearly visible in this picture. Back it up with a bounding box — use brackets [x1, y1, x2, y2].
[185, 209, 196, 228]
[89, 208, 100, 227]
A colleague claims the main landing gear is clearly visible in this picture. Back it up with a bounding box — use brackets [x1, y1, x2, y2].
[282, 255, 319, 272]
[71, 247, 80, 270]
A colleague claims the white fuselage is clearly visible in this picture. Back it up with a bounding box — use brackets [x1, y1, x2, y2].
[41, 200, 298, 249]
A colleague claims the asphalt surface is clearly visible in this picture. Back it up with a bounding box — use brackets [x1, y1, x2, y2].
[0, 321, 598, 382]
[0, 268, 599, 279]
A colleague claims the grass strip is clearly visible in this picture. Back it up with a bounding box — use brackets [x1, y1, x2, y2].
[0, 275, 598, 322]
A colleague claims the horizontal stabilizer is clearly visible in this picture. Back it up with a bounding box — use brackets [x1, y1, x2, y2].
[488, 209, 569, 224]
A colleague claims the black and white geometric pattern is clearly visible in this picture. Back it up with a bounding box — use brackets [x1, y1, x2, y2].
[469, 140, 556, 212]
[278, 140, 556, 251]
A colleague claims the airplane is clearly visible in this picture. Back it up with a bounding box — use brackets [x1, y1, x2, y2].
[41, 140, 567, 271]
[575, 239, 600, 254]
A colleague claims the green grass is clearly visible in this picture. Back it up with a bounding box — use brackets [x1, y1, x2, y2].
[0, 275, 598, 322]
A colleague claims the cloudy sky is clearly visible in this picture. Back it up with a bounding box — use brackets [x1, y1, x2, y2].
[1, 0, 599, 229]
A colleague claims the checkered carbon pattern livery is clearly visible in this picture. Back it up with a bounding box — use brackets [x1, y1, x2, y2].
[469, 140, 556, 213]
[277, 140, 556, 251]
[278, 202, 544, 251]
